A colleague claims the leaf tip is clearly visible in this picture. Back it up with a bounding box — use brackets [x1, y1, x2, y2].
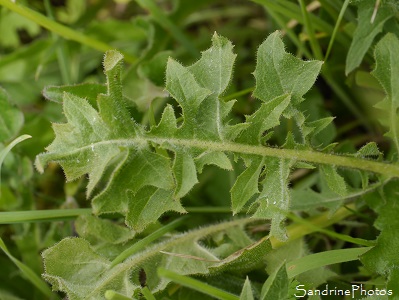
[103, 50, 124, 72]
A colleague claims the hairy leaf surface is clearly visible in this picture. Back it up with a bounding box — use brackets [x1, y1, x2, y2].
[36, 32, 324, 239]
[42, 218, 270, 299]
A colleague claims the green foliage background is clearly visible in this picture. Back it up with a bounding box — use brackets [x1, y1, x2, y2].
[0, 0, 399, 299]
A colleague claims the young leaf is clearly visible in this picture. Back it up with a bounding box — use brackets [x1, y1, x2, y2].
[239, 278, 254, 300]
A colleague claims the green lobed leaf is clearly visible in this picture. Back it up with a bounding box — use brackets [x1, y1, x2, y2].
[36, 50, 180, 230]
[346, 0, 394, 75]
[361, 181, 399, 296]
[253, 31, 322, 105]
[42, 218, 269, 299]
[253, 157, 294, 241]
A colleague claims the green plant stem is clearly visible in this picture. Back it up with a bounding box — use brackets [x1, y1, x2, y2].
[221, 87, 254, 101]
[43, 0, 71, 84]
[298, 0, 323, 60]
[270, 204, 355, 248]
[253, 0, 351, 47]
[186, 207, 232, 213]
[287, 211, 375, 247]
[0, 208, 91, 224]
[110, 216, 188, 267]
[58, 137, 399, 177]
[321, 69, 370, 130]
[286, 247, 372, 278]
[141, 287, 157, 300]
[263, 7, 312, 58]
[325, 0, 351, 61]
[135, 0, 199, 57]
[0, 0, 137, 64]
[158, 268, 239, 300]
[255, 0, 367, 127]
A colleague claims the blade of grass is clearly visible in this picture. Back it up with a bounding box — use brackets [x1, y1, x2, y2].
[43, 0, 71, 84]
[253, 0, 351, 48]
[105, 290, 134, 300]
[286, 247, 372, 278]
[298, 0, 323, 60]
[0, 0, 137, 63]
[325, 0, 351, 61]
[141, 287, 157, 300]
[110, 216, 189, 267]
[270, 204, 355, 248]
[0, 208, 91, 224]
[135, 0, 199, 57]
[286, 1, 320, 32]
[287, 211, 376, 247]
[186, 206, 233, 213]
[0, 237, 57, 299]
[221, 87, 254, 102]
[263, 8, 312, 58]
[158, 268, 239, 300]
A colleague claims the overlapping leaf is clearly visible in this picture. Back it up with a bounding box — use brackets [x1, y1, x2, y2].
[361, 181, 399, 298]
[42, 218, 270, 299]
[346, 0, 395, 75]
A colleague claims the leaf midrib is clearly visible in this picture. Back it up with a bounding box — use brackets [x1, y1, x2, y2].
[86, 218, 257, 297]
[42, 136, 399, 177]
